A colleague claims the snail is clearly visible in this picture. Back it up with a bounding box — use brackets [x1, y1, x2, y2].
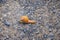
[20, 16, 36, 24]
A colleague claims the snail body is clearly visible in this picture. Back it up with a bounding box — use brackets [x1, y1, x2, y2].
[20, 16, 29, 23]
[20, 16, 36, 24]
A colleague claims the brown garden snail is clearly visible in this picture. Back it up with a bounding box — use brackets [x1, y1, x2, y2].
[20, 16, 36, 24]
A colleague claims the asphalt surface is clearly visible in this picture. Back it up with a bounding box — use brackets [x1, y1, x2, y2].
[0, 0, 60, 40]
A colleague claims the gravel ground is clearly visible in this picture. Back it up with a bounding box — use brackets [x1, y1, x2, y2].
[0, 0, 60, 40]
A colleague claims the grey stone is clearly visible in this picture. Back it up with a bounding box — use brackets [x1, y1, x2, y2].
[3, 20, 10, 26]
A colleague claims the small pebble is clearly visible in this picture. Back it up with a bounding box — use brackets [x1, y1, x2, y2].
[43, 34, 48, 38]
[48, 33, 54, 38]
[48, 28, 52, 32]
[20, 32, 25, 38]
[0, 0, 6, 3]
[0, 18, 2, 21]
[0, 28, 2, 32]
[3, 20, 10, 26]
[3, 14, 7, 17]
